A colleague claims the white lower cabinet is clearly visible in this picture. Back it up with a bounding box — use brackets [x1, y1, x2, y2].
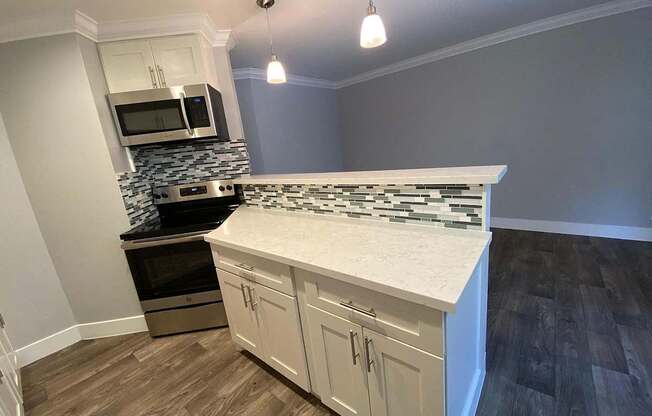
[306, 305, 371, 416]
[0, 315, 22, 416]
[307, 305, 444, 416]
[255, 283, 310, 390]
[364, 327, 443, 416]
[219, 270, 263, 356]
[217, 270, 310, 391]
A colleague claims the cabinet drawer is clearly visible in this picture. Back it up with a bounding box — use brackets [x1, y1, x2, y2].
[212, 246, 294, 296]
[295, 268, 443, 357]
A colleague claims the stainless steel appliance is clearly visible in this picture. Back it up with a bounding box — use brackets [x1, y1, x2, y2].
[120, 180, 238, 337]
[108, 83, 230, 146]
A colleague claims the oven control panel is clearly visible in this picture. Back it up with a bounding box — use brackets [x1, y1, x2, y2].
[153, 180, 236, 204]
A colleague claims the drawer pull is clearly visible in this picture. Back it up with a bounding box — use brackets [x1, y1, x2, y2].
[235, 263, 254, 272]
[339, 300, 377, 318]
[240, 283, 249, 308]
[349, 330, 360, 365]
[364, 337, 374, 372]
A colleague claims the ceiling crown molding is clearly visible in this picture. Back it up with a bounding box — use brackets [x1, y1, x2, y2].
[233, 68, 337, 89]
[0, 10, 234, 48]
[96, 13, 234, 48]
[336, 0, 652, 88]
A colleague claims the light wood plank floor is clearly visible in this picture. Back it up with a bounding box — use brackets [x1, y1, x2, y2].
[21, 328, 336, 416]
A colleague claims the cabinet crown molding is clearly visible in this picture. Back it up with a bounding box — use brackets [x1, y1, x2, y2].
[0, 9, 235, 49]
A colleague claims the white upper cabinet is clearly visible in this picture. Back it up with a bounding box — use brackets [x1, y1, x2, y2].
[148, 36, 206, 88]
[99, 35, 207, 93]
[98, 40, 158, 92]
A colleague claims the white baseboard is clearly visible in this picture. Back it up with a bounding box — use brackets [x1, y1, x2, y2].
[16, 326, 81, 368]
[16, 315, 147, 367]
[491, 217, 652, 242]
[76, 315, 147, 339]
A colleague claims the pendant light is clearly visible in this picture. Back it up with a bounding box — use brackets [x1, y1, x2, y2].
[360, 0, 387, 48]
[257, 0, 287, 84]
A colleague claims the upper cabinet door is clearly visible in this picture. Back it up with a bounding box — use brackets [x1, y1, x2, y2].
[253, 283, 310, 391]
[217, 271, 263, 357]
[363, 327, 444, 416]
[306, 305, 370, 416]
[98, 40, 158, 93]
[149, 36, 206, 88]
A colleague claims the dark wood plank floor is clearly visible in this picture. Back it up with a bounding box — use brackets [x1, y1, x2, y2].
[477, 229, 652, 416]
[21, 229, 652, 416]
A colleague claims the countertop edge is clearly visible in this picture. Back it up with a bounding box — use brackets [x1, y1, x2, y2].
[234, 165, 508, 186]
[204, 233, 491, 313]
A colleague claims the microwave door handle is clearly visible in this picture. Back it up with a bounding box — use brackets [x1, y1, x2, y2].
[178, 92, 193, 136]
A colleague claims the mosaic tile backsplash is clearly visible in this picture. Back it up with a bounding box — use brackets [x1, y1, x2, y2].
[117, 138, 250, 226]
[242, 183, 484, 230]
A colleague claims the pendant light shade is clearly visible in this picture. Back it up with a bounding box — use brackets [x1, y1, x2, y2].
[258, 0, 287, 84]
[267, 54, 287, 84]
[360, 1, 387, 48]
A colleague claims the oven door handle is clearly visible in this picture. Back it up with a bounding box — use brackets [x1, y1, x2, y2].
[121, 232, 208, 250]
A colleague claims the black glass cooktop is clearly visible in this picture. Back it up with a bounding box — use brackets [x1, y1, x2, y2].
[120, 202, 238, 241]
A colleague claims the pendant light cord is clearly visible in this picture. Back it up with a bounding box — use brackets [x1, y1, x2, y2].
[265, 7, 275, 56]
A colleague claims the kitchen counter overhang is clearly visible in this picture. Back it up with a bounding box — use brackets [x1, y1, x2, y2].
[204, 206, 491, 312]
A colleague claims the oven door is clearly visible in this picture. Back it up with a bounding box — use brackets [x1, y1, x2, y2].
[122, 232, 220, 308]
[108, 85, 217, 146]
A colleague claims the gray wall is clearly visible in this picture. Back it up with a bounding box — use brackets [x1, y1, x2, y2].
[0, 111, 76, 349]
[337, 9, 652, 228]
[235, 78, 343, 174]
[0, 34, 142, 325]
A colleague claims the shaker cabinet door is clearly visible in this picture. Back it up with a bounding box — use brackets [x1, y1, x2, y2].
[99, 40, 158, 93]
[306, 305, 370, 416]
[0, 370, 21, 416]
[149, 36, 206, 88]
[254, 283, 310, 391]
[363, 327, 444, 416]
[217, 270, 262, 356]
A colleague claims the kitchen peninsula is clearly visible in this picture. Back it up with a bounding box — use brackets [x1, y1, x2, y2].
[205, 165, 507, 416]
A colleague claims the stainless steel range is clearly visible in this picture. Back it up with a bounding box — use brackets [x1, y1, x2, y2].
[120, 180, 238, 337]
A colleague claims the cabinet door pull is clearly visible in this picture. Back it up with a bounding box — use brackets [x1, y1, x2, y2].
[240, 283, 249, 308]
[0, 369, 3, 384]
[0, 313, 5, 328]
[148, 66, 157, 88]
[157, 65, 167, 87]
[339, 300, 376, 318]
[364, 337, 374, 372]
[235, 263, 254, 272]
[349, 330, 360, 365]
[246, 286, 257, 311]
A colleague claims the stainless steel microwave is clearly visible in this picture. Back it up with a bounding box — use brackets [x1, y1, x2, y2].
[108, 83, 230, 146]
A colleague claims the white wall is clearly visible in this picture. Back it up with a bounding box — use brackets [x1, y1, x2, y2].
[0, 34, 142, 326]
[0, 110, 76, 349]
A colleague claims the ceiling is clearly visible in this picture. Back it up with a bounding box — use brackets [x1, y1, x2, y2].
[0, 0, 258, 30]
[229, 0, 618, 81]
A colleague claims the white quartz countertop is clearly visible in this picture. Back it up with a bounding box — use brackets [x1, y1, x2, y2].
[234, 165, 507, 185]
[204, 207, 492, 312]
